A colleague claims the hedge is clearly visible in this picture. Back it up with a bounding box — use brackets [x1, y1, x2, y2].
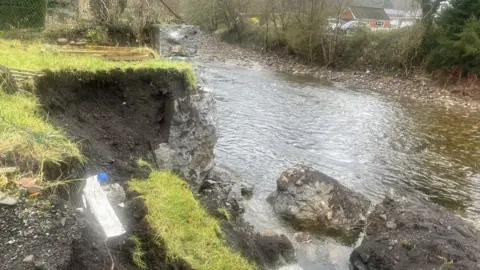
[0, 0, 48, 29]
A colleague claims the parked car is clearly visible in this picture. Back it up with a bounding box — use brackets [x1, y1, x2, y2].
[340, 21, 370, 34]
[327, 18, 344, 31]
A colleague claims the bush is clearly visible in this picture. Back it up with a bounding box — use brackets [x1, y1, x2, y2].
[0, 0, 48, 29]
[427, 18, 480, 75]
[284, 19, 325, 62]
[336, 25, 426, 74]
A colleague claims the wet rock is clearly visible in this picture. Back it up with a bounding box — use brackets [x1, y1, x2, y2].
[199, 165, 295, 268]
[227, 184, 245, 213]
[201, 166, 247, 215]
[199, 179, 217, 192]
[254, 231, 296, 265]
[150, 24, 201, 57]
[155, 89, 217, 187]
[240, 182, 254, 198]
[350, 189, 480, 270]
[0, 192, 17, 206]
[267, 165, 370, 236]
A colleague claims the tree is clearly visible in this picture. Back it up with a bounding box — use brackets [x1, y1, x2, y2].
[428, 18, 480, 76]
[427, 0, 480, 75]
[435, 0, 480, 38]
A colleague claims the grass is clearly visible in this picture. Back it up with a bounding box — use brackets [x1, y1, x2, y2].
[0, 39, 197, 88]
[129, 170, 256, 270]
[217, 208, 231, 221]
[129, 236, 147, 269]
[0, 88, 82, 166]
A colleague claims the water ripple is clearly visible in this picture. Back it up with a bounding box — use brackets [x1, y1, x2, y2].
[197, 62, 480, 269]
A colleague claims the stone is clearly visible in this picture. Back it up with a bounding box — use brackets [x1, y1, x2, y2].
[379, 214, 387, 220]
[227, 184, 245, 214]
[386, 220, 397, 229]
[150, 24, 201, 57]
[267, 165, 370, 237]
[60, 217, 66, 227]
[56, 38, 69, 45]
[350, 189, 480, 270]
[33, 259, 45, 269]
[0, 192, 17, 206]
[240, 182, 254, 198]
[199, 179, 217, 192]
[154, 90, 217, 187]
[23, 255, 34, 262]
[253, 232, 296, 266]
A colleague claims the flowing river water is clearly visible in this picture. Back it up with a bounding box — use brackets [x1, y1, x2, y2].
[196, 61, 480, 269]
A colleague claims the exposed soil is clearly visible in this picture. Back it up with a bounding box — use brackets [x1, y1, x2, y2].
[197, 35, 480, 111]
[36, 69, 175, 183]
[1, 69, 185, 270]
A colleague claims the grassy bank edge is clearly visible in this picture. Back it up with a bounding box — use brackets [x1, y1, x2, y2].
[0, 39, 197, 88]
[129, 168, 257, 270]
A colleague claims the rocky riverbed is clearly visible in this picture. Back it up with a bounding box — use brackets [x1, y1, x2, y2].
[197, 35, 480, 111]
[267, 166, 480, 270]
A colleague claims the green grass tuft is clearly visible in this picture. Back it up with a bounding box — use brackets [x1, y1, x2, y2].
[0, 39, 197, 88]
[130, 236, 147, 269]
[0, 89, 82, 165]
[129, 170, 256, 270]
[217, 208, 231, 221]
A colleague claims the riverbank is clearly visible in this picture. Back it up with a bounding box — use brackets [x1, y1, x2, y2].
[197, 35, 480, 111]
[0, 39, 289, 270]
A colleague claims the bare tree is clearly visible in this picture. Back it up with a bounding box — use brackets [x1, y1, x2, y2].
[321, 0, 351, 67]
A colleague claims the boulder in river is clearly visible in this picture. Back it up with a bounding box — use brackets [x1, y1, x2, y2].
[267, 165, 370, 237]
[350, 189, 480, 270]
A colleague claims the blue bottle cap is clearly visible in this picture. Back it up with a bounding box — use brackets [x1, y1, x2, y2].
[97, 172, 109, 184]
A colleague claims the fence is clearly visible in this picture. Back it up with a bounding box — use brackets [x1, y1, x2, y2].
[0, 0, 48, 29]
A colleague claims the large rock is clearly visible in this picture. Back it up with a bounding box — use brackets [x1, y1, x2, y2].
[155, 88, 217, 187]
[150, 24, 201, 57]
[350, 189, 480, 270]
[200, 165, 254, 214]
[198, 165, 296, 269]
[267, 165, 370, 236]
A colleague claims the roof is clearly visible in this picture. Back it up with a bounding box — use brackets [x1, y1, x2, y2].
[351, 0, 385, 8]
[383, 0, 394, 8]
[348, 5, 390, 20]
[385, 8, 422, 18]
[351, 0, 396, 8]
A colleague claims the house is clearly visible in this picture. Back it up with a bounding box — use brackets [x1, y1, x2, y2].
[340, 5, 391, 29]
[385, 8, 422, 28]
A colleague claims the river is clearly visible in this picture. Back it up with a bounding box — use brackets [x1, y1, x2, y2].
[196, 60, 480, 269]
